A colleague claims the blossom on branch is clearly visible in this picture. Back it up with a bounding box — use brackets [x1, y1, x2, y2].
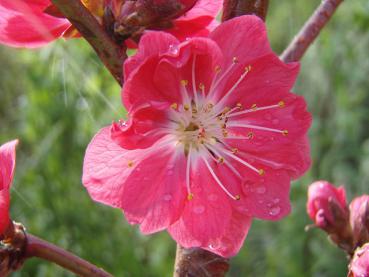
[83, 15, 311, 257]
[349, 242, 369, 277]
[0, 0, 221, 48]
[307, 180, 348, 230]
[0, 140, 18, 235]
[350, 195, 369, 248]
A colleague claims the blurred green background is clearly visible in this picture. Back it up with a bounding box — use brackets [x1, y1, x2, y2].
[1, 0, 369, 276]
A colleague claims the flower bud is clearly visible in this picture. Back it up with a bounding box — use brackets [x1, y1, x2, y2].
[307, 180, 348, 230]
[106, 0, 198, 39]
[350, 195, 369, 248]
[348, 242, 369, 277]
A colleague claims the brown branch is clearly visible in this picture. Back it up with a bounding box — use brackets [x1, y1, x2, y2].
[51, 0, 126, 85]
[173, 245, 230, 277]
[280, 0, 344, 63]
[222, 0, 269, 22]
[25, 234, 113, 277]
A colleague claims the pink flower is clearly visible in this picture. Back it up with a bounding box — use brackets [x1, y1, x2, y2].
[0, 140, 18, 235]
[0, 0, 221, 48]
[349, 242, 369, 277]
[83, 15, 311, 257]
[307, 180, 347, 228]
[0, 0, 71, 48]
[350, 195, 369, 247]
[166, 0, 222, 40]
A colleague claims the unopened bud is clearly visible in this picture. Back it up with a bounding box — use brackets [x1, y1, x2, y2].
[350, 195, 369, 248]
[307, 181, 348, 230]
[307, 181, 353, 253]
[106, 0, 198, 40]
[348, 242, 369, 277]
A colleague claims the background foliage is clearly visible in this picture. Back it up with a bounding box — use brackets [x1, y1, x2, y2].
[1, 0, 368, 276]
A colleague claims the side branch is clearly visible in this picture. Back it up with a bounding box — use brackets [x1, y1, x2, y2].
[51, 0, 126, 85]
[222, 0, 269, 21]
[26, 234, 113, 277]
[173, 245, 230, 277]
[280, 0, 344, 63]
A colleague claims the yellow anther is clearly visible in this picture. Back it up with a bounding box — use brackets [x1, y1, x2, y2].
[278, 101, 285, 107]
[181, 79, 189, 86]
[235, 195, 241, 200]
[170, 103, 178, 110]
[236, 103, 243, 109]
[199, 83, 205, 90]
[245, 65, 252, 72]
[231, 148, 239, 154]
[184, 104, 190, 111]
[222, 130, 228, 137]
[251, 104, 257, 111]
[218, 157, 225, 164]
[127, 161, 134, 168]
[233, 57, 239, 64]
[187, 193, 194, 201]
[192, 107, 198, 114]
[258, 169, 265, 176]
[247, 132, 254, 139]
[223, 106, 231, 114]
[282, 130, 289, 136]
[215, 65, 221, 73]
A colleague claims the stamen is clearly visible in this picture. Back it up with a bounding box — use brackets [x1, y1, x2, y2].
[192, 55, 199, 106]
[227, 123, 288, 135]
[216, 65, 252, 109]
[214, 65, 221, 73]
[127, 161, 134, 167]
[202, 156, 240, 201]
[199, 83, 205, 97]
[181, 79, 189, 86]
[205, 145, 242, 179]
[170, 103, 178, 110]
[227, 102, 286, 118]
[186, 146, 193, 201]
[184, 104, 190, 111]
[209, 59, 238, 95]
[232, 57, 239, 64]
[220, 149, 261, 175]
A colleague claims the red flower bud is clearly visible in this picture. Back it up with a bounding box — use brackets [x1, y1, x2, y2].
[348, 242, 369, 277]
[350, 195, 369, 247]
[307, 180, 347, 228]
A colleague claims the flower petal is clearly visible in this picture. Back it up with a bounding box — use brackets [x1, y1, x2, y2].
[0, 188, 10, 234]
[82, 127, 137, 208]
[0, 0, 70, 48]
[121, 147, 187, 234]
[0, 139, 18, 190]
[203, 211, 252, 257]
[124, 31, 179, 81]
[210, 15, 272, 68]
[168, 158, 232, 248]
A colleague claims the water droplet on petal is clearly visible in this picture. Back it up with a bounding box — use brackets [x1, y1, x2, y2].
[256, 186, 266, 194]
[273, 198, 280, 204]
[272, 119, 280, 125]
[163, 194, 172, 201]
[208, 194, 218, 201]
[193, 205, 205, 214]
[169, 44, 179, 54]
[269, 206, 281, 216]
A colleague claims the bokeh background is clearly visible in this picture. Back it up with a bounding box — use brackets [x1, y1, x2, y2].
[1, 0, 369, 276]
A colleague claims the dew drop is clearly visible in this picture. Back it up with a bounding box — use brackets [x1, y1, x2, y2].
[273, 198, 280, 204]
[163, 194, 172, 201]
[256, 186, 266, 194]
[269, 206, 281, 216]
[264, 113, 272, 120]
[272, 119, 280, 125]
[169, 44, 179, 54]
[208, 194, 218, 201]
[193, 205, 205, 214]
